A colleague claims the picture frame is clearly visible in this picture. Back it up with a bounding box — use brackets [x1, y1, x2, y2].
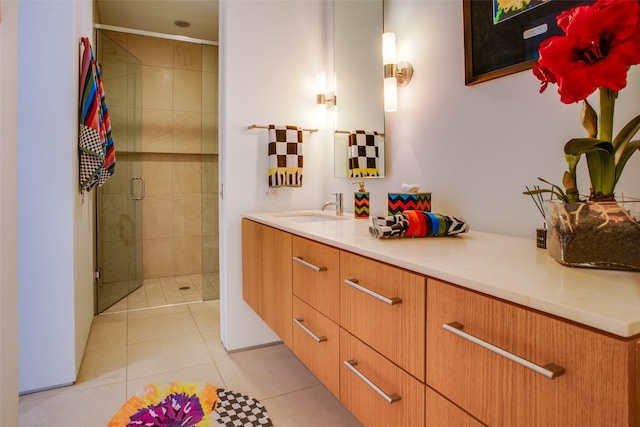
[463, 0, 593, 86]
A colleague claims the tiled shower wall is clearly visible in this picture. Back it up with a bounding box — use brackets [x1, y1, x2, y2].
[101, 31, 218, 281]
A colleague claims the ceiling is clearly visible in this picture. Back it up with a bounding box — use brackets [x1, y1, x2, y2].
[96, 0, 219, 43]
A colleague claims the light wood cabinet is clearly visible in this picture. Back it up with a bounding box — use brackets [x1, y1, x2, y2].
[242, 219, 640, 427]
[340, 251, 426, 381]
[340, 328, 425, 427]
[242, 219, 293, 347]
[241, 218, 263, 316]
[292, 236, 340, 323]
[292, 296, 340, 398]
[426, 278, 639, 427]
[426, 386, 485, 427]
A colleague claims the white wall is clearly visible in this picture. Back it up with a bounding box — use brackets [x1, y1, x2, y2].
[0, 0, 20, 423]
[220, 0, 640, 350]
[18, 0, 95, 393]
[219, 0, 328, 350]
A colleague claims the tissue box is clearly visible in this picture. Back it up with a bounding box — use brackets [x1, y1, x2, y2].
[387, 192, 431, 215]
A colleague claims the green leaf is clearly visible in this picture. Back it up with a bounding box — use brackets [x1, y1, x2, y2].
[615, 139, 640, 185]
[613, 114, 640, 152]
[564, 138, 614, 156]
[565, 138, 615, 197]
[581, 99, 598, 138]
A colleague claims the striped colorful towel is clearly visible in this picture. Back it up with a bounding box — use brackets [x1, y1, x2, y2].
[369, 210, 469, 239]
[348, 130, 380, 178]
[268, 124, 303, 187]
[79, 37, 115, 192]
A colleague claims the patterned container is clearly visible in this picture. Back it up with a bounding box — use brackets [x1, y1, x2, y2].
[354, 192, 370, 218]
[387, 192, 432, 215]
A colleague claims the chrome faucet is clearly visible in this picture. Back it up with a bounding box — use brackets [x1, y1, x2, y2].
[322, 193, 344, 216]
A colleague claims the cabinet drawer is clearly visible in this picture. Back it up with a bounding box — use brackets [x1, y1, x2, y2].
[340, 251, 426, 381]
[292, 236, 340, 323]
[426, 279, 636, 427]
[292, 296, 340, 398]
[340, 329, 425, 427]
[426, 386, 484, 427]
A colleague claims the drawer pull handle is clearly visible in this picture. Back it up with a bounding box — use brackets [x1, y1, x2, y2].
[343, 359, 401, 404]
[292, 256, 327, 272]
[293, 318, 327, 343]
[443, 322, 566, 379]
[344, 279, 402, 305]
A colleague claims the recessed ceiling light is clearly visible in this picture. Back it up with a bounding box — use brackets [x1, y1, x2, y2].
[174, 20, 191, 28]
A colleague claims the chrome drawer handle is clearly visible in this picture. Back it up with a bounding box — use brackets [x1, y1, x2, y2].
[344, 279, 402, 305]
[443, 322, 566, 379]
[343, 359, 401, 404]
[292, 256, 327, 272]
[293, 318, 327, 343]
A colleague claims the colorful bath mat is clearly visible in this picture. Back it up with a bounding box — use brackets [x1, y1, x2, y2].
[108, 382, 273, 427]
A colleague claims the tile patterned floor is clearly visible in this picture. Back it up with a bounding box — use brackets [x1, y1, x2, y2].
[18, 300, 362, 427]
[101, 273, 219, 313]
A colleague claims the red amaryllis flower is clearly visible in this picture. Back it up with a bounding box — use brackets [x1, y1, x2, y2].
[534, 0, 640, 104]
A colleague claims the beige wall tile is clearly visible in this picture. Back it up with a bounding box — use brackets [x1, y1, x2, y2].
[174, 41, 202, 71]
[174, 69, 201, 112]
[201, 113, 217, 154]
[173, 111, 202, 154]
[173, 195, 202, 237]
[142, 109, 172, 152]
[100, 155, 130, 196]
[142, 238, 174, 279]
[201, 155, 217, 194]
[173, 236, 202, 276]
[201, 45, 217, 73]
[99, 31, 129, 61]
[201, 72, 216, 114]
[99, 195, 131, 242]
[101, 62, 129, 108]
[101, 240, 132, 283]
[142, 154, 173, 195]
[201, 194, 217, 237]
[142, 195, 173, 240]
[108, 106, 130, 152]
[172, 154, 201, 194]
[127, 34, 173, 67]
[142, 66, 173, 110]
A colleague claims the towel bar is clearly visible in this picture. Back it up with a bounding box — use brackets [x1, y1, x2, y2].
[248, 124, 318, 133]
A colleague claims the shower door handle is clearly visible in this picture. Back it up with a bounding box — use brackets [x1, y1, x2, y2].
[130, 176, 145, 201]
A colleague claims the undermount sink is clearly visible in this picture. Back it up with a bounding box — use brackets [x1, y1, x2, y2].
[270, 212, 349, 223]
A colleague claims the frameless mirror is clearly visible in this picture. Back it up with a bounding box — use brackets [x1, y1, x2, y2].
[333, 0, 385, 178]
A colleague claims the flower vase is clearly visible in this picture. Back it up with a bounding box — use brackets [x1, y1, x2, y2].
[544, 200, 640, 271]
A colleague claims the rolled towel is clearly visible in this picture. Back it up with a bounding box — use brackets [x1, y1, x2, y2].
[369, 210, 469, 239]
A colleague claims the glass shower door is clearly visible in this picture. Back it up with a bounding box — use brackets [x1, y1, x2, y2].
[95, 30, 143, 313]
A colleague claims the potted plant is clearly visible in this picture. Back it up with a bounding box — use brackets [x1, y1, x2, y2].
[525, 0, 640, 270]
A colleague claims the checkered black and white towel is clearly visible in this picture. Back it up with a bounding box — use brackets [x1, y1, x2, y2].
[268, 124, 303, 188]
[348, 130, 380, 178]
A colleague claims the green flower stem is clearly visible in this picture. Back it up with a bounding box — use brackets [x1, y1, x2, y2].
[599, 87, 615, 143]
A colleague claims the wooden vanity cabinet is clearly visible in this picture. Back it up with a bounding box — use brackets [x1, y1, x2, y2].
[340, 251, 426, 381]
[241, 219, 293, 347]
[292, 236, 340, 323]
[426, 278, 639, 427]
[340, 329, 425, 427]
[292, 296, 340, 398]
[425, 386, 484, 427]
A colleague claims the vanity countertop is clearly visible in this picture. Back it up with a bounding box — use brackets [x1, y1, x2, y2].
[243, 210, 640, 338]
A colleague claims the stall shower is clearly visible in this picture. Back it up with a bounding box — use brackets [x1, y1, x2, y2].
[95, 28, 219, 313]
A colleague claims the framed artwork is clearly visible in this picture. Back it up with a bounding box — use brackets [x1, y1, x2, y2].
[463, 0, 593, 85]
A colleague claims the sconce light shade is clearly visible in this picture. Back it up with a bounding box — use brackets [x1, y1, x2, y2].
[382, 32, 412, 112]
[316, 71, 336, 128]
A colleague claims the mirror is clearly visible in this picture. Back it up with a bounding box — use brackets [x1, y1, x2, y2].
[333, 0, 385, 178]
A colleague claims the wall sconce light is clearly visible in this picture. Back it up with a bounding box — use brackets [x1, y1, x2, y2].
[316, 71, 336, 128]
[382, 32, 413, 112]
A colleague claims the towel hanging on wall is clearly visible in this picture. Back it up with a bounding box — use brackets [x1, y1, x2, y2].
[348, 130, 380, 178]
[79, 37, 116, 192]
[268, 124, 303, 188]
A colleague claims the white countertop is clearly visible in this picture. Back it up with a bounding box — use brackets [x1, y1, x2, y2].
[244, 210, 640, 339]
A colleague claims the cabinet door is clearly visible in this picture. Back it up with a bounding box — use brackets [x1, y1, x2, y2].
[426, 386, 484, 427]
[340, 251, 426, 381]
[427, 278, 636, 427]
[292, 296, 340, 398]
[340, 329, 425, 427]
[242, 219, 263, 316]
[261, 225, 293, 347]
[292, 236, 340, 323]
